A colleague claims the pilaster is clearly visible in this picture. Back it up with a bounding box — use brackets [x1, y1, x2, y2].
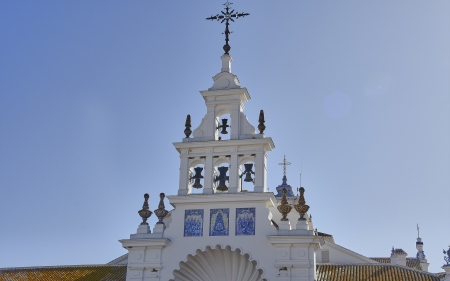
[119, 238, 170, 281]
[268, 235, 322, 281]
[228, 154, 239, 193]
[178, 154, 189, 195]
[203, 154, 214, 194]
[254, 152, 267, 192]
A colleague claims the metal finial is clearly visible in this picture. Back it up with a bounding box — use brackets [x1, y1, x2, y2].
[154, 193, 169, 225]
[258, 110, 266, 134]
[138, 193, 153, 225]
[444, 246, 450, 265]
[206, 1, 250, 54]
[294, 187, 310, 220]
[278, 155, 291, 178]
[184, 114, 192, 138]
[277, 188, 292, 221]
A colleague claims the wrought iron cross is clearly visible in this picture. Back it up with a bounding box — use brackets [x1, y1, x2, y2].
[278, 155, 291, 177]
[206, 1, 249, 54]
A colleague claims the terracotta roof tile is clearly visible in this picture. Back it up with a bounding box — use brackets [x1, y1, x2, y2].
[370, 257, 422, 270]
[0, 265, 126, 281]
[317, 264, 438, 281]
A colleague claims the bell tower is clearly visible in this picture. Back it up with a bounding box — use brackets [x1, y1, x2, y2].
[173, 53, 275, 195]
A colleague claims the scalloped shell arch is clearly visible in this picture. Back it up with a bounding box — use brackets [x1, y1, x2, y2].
[171, 245, 266, 281]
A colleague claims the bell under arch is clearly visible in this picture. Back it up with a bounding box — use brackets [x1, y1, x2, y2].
[171, 245, 267, 281]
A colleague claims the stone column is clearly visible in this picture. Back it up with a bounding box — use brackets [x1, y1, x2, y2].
[254, 152, 266, 192]
[203, 154, 214, 194]
[178, 153, 189, 195]
[228, 154, 239, 193]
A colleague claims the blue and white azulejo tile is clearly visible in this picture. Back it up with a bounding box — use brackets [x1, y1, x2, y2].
[184, 209, 204, 237]
[210, 208, 229, 236]
[236, 208, 255, 236]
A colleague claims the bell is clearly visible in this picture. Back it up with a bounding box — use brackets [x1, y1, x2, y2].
[217, 118, 229, 134]
[216, 179, 228, 191]
[244, 172, 253, 182]
[242, 163, 254, 182]
[191, 167, 204, 189]
[215, 166, 229, 191]
[192, 178, 203, 189]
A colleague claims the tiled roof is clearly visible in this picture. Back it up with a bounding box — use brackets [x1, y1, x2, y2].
[392, 248, 407, 255]
[317, 264, 439, 281]
[317, 232, 335, 243]
[107, 254, 128, 265]
[0, 263, 442, 281]
[0, 265, 126, 281]
[370, 257, 422, 270]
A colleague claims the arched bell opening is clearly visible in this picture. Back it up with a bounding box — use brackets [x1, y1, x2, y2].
[216, 113, 230, 140]
[188, 159, 205, 194]
[213, 158, 230, 193]
[239, 162, 255, 192]
[238, 156, 256, 192]
[171, 245, 267, 281]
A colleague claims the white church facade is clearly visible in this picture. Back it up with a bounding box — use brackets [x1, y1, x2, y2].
[2, 39, 449, 281]
[1, 2, 450, 281]
[113, 50, 449, 281]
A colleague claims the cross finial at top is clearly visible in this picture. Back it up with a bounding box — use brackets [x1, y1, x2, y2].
[206, 1, 250, 54]
[223, 1, 233, 8]
[278, 155, 291, 177]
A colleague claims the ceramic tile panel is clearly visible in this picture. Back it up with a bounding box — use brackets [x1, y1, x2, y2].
[184, 209, 204, 237]
[235, 207, 255, 236]
[209, 209, 229, 236]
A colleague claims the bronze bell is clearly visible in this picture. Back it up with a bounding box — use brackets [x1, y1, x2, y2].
[217, 118, 229, 134]
[215, 166, 229, 191]
[191, 167, 204, 189]
[242, 163, 254, 182]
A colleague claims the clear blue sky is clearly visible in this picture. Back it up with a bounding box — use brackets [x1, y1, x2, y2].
[1, 0, 449, 273]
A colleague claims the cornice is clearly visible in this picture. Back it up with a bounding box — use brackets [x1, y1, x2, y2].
[173, 137, 275, 153]
[167, 192, 277, 207]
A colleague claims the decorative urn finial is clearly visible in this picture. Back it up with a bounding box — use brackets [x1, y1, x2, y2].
[294, 187, 310, 220]
[258, 110, 266, 134]
[277, 188, 292, 221]
[444, 246, 450, 265]
[184, 114, 192, 138]
[154, 193, 169, 224]
[138, 193, 152, 225]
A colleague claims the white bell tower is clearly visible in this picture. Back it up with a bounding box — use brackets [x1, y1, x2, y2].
[173, 53, 275, 195]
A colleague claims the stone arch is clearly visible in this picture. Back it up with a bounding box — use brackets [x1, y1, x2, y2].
[171, 245, 266, 281]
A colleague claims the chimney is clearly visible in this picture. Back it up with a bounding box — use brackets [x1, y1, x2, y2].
[390, 247, 407, 267]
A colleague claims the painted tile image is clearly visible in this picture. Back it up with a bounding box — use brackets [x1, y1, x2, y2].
[235, 208, 255, 236]
[210, 209, 229, 236]
[184, 209, 204, 237]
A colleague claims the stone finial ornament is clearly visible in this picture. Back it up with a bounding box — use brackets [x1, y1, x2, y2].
[184, 114, 192, 138]
[258, 110, 266, 134]
[154, 193, 169, 224]
[138, 193, 153, 225]
[294, 187, 310, 220]
[444, 246, 450, 265]
[277, 188, 292, 221]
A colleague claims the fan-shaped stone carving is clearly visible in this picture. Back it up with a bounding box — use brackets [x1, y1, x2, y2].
[171, 245, 266, 281]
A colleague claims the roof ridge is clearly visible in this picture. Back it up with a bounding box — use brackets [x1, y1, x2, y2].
[317, 263, 438, 277]
[107, 253, 128, 265]
[0, 264, 126, 271]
